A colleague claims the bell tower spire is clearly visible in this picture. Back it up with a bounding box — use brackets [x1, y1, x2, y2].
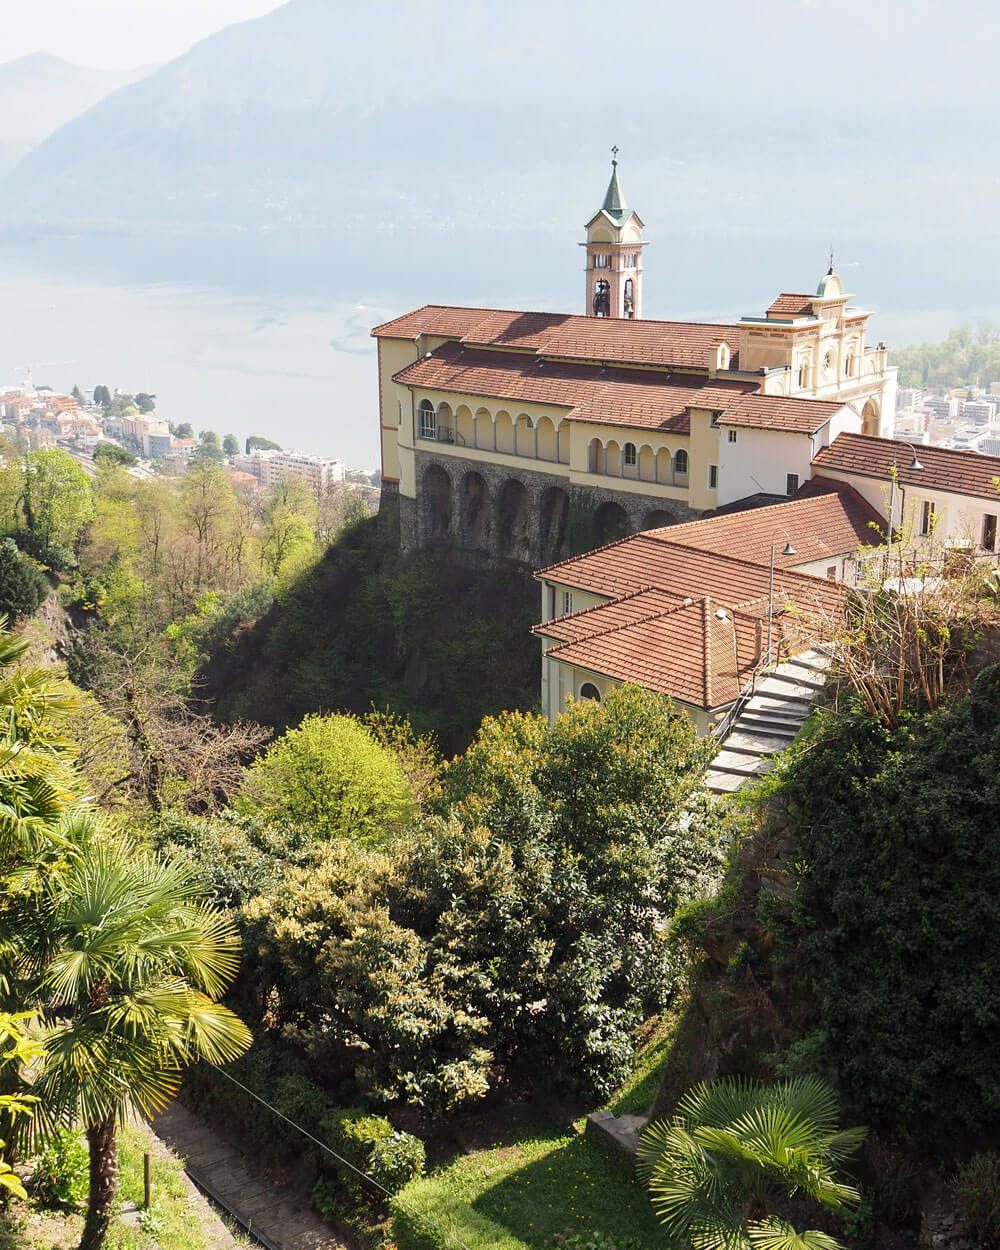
[581, 149, 646, 319]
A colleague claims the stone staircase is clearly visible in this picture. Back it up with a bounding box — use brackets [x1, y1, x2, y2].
[704, 649, 832, 795]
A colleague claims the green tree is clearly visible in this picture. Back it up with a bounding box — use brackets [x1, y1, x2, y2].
[134, 392, 156, 413]
[261, 476, 317, 576]
[173, 422, 194, 439]
[637, 1078, 865, 1250]
[19, 448, 95, 551]
[222, 433, 240, 457]
[18, 831, 252, 1250]
[93, 442, 136, 468]
[0, 538, 48, 620]
[237, 712, 413, 843]
[247, 435, 282, 452]
[92, 386, 111, 409]
[195, 430, 223, 462]
[71, 384, 83, 403]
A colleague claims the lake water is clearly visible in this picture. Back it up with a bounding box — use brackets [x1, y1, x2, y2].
[1, 222, 997, 468]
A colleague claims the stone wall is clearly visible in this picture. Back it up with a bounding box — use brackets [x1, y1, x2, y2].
[396, 450, 701, 563]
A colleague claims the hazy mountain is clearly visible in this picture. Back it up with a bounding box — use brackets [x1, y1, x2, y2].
[6, 0, 1000, 314]
[0, 53, 152, 174]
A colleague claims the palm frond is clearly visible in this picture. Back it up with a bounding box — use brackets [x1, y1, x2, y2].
[747, 1217, 845, 1250]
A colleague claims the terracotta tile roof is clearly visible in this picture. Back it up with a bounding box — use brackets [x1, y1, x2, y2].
[393, 343, 759, 433]
[537, 535, 844, 619]
[534, 537, 844, 709]
[372, 304, 742, 370]
[648, 489, 885, 568]
[540, 595, 764, 708]
[766, 293, 815, 317]
[718, 393, 845, 434]
[813, 433, 1000, 502]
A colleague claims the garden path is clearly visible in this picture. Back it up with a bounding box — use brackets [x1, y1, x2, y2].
[153, 1101, 346, 1250]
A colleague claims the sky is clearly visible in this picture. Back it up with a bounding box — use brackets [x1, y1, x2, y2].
[2, 0, 286, 69]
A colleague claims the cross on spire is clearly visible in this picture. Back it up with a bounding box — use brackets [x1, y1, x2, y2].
[611, 144, 619, 165]
[828, 244, 835, 273]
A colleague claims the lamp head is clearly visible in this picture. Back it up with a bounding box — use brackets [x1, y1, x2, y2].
[781, 541, 797, 556]
[910, 450, 924, 470]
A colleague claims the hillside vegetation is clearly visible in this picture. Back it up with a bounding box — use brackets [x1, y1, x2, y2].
[202, 515, 541, 755]
[894, 323, 1000, 391]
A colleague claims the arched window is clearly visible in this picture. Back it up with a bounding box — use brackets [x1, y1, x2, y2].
[623, 278, 635, 318]
[623, 441, 637, 467]
[674, 448, 689, 475]
[418, 400, 436, 440]
[580, 682, 602, 702]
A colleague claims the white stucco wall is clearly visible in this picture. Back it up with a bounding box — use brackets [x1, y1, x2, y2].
[716, 428, 814, 506]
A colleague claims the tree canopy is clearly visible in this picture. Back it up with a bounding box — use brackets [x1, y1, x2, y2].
[237, 711, 414, 843]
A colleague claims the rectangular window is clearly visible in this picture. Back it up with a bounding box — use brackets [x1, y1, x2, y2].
[985, 514, 998, 551]
[727, 429, 737, 443]
[418, 406, 436, 440]
[922, 500, 935, 536]
[920, 500, 935, 536]
[709, 411, 721, 428]
[786, 473, 799, 496]
[708, 464, 718, 489]
[827, 566, 837, 581]
[561, 591, 573, 615]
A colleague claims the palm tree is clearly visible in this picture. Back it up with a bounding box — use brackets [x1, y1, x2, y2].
[20, 827, 252, 1250]
[636, 1076, 866, 1250]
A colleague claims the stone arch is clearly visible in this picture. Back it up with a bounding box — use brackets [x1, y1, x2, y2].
[638, 444, 655, 482]
[475, 406, 493, 450]
[514, 413, 534, 457]
[861, 399, 880, 437]
[588, 437, 605, 474]
[497, 478, 531, 560]
[536, 416, 557, 462]
[655, 447, 672, 484]
[594, 500, 631, 546]
[605, 439, 622, 477]
[455, 404, 474, 448]
[642, 507, 676, 532]
[436, 401, 453, 442]
[462, 471, 490, 549]
[540, 486, 570, 561]
[495, 410, 514, 455]
[423, 463, 452, 540]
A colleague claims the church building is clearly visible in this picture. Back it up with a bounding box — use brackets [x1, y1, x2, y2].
[371, 156, 898, 563]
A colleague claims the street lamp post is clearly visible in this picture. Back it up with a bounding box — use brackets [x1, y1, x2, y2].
[767, 536, 797, 665]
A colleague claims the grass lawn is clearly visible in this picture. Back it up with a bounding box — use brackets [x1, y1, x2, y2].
[392, 1105, 667, 1250]
[0, 1119, 242, 1250]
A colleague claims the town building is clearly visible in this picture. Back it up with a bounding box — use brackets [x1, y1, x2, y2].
[232, 449, 346, 494]
[533, 484, 878, 728]
[372, 158, 897, 560]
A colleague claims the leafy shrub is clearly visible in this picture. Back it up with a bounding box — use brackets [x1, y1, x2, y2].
[953, 1152, 1000, 1247]
[7, 527, 77, 573]
[544, 1231, 643, 1250]
[237, 711, 413, 844]
[322, 1108, 425, 1207]
[153, 808, 313, 908]
[778, 667, 1000, 1144]
[0, 538, 48, 620]
[311, 1176, 345, 1224]
[31, 1127, 88, 1209]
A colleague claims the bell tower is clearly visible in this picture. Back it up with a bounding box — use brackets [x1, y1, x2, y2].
[582, 149, 646, 319]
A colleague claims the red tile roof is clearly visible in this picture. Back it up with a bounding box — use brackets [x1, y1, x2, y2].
[537, 534, 844, 617]
[766, 294, 815, 317]
[813, 433, 1000, 502]
[373, 304, 742, 370]
[393, 343, 759, 433]
[534, 537, 844, 709]
[718, 393, 845, 434]
[648, 489, 885, 568]
[539, 594, 764, 708]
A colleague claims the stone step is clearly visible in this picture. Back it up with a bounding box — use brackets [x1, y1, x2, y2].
[765, 667, 826, 693]
[726, 730, 796, 756]
[710, 752, 775, 777]
[705, 768, 758, 794]
[740, 700, 806, 723]
[736, 714, 801, 736]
